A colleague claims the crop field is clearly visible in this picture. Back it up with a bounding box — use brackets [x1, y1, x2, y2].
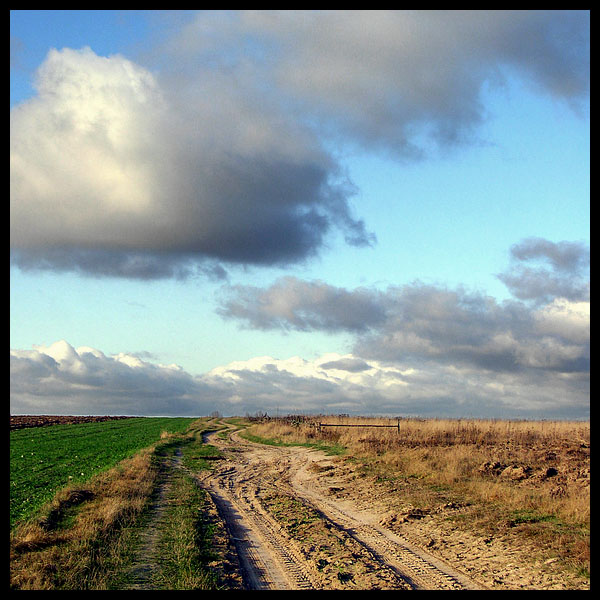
[10, 417, 196, 527]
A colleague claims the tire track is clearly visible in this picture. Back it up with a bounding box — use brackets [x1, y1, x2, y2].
[289, 462, 478, 590]
[202, 464, 320, 589]
[201, 426, 484, 590]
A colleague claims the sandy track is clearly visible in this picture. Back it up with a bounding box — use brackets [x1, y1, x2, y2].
[197, 447, 319, 589]
[198, 427, 484, 590]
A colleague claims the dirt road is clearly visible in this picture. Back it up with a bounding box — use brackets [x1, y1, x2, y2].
[196, 427, 484, 590]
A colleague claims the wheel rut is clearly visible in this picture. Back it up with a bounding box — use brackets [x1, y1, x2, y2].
[201, 464, 318, 589]
[289, 457, 480, 590]
[199, 427, 485, 590]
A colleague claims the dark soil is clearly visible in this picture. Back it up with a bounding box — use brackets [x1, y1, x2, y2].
[10, 415, 135, 430]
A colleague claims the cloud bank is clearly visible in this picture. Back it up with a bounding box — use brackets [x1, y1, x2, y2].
[10, 340, 214, 416]
[9, 340, 589, 419]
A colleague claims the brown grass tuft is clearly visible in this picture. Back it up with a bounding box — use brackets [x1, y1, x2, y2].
[10, 444, 160, 589]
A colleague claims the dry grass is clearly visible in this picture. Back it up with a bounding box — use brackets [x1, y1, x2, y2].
[10, 439, 166, 589]
[244, 416, 589, 583]
[250, 416, 590, 535]
[248, 416, 590, 581]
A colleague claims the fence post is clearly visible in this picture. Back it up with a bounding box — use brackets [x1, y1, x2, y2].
[397, 419, 400, 433]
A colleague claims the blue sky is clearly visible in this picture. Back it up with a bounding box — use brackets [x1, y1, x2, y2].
[10, 10, 589, 418]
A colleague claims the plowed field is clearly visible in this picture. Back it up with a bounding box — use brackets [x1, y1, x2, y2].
[10, 415, 134, 430]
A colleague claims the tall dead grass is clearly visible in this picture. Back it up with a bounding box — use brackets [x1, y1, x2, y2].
[10, 437, 170, 590]
[313, 415, 589, 447]
[250, 417, 590, 527]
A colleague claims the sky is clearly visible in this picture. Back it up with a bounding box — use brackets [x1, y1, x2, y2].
[10, 10, 589, 419]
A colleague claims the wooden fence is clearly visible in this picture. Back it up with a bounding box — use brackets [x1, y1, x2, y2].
[317, 421, 401, 432]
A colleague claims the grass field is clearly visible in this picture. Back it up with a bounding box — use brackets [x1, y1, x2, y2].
[10, 417, 196, 528]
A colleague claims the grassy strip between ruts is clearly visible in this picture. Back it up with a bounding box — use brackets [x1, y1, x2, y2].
[114, 419, 230, 590]
[148, 462, 220, 589]
[10, 417, 196, 528]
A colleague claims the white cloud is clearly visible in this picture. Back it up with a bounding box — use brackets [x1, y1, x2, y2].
[10, 341, 589, 419]
[533, 299, 589, 343]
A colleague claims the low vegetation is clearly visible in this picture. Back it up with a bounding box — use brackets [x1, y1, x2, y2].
[10, 415, 590, 589]
[241, 428, 346, 456]
[147, 432, 223, 590]
[10, 440, 160, 589]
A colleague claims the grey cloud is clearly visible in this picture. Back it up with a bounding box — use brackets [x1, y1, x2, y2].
[10, 46, 372, 279]
[10, 248, 228, 281]
[497, 237, 590, 302]
[509, 237, 590, 272]
[217, 276, 388, 332]
[368, 285, 590, 375]
[235, 10, 589, 157]
[218, 242, 589, 377]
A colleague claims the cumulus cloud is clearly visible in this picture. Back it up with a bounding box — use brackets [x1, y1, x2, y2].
[10, 342, 589, 419]
[10, 46, 372, 278]
[497, 237, 590, 303]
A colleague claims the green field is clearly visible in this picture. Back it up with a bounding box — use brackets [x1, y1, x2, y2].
[10, 417, 196, 528]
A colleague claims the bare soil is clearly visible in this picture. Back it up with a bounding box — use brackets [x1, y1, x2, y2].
[10, 415, 134, 430]
[193, 426, 589, 590]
